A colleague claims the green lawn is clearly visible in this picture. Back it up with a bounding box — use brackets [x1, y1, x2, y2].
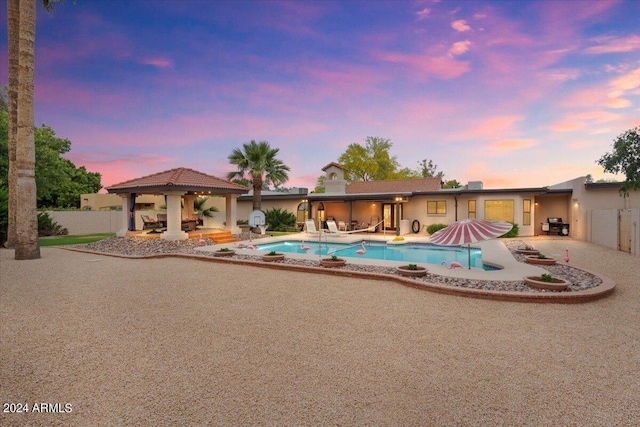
[39, 233, 115, 247]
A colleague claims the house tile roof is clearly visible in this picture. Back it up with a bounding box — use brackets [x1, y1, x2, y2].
[322, 162, 347, 171]
[346, 177, 441, 194]
[106, 167, 249, 194]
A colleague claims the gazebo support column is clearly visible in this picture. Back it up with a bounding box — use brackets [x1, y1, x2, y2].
[226, 195, 241, 234]
[162, 192, 188, 241]
[116, 194, 131, 237]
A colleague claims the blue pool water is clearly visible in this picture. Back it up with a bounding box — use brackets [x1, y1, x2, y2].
[255, 240, 498, 270]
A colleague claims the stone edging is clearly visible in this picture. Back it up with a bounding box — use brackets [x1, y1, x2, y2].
[62, 248, 616, 304]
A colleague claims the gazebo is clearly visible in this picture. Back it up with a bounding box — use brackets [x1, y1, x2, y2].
[106, 167, 249, 241]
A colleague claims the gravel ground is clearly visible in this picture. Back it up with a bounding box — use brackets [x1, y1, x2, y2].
[1, 237, 638, 426]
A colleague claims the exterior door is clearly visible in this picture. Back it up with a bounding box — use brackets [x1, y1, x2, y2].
[383, 203, 402, 230]
[619, 209, 632, 253]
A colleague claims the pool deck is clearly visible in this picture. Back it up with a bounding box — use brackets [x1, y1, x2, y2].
[197, 232, 548, 281]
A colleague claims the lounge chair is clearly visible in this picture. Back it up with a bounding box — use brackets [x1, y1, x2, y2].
[305, 219, 320, 235]
[141, 215, 161, 229]
[326, 220, 347, 235]
[338, 221, 348, 231]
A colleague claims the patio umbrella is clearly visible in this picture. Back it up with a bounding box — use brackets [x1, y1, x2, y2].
[429, 218, 513, 269]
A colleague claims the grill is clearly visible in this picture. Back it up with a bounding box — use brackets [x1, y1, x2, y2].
[542, 217, 569, 236]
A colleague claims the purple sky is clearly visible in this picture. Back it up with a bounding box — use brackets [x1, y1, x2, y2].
[2, 0, 639, 191]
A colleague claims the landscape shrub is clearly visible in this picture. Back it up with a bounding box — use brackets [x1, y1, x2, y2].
[500, 222, 519, 238]
[264, 208, 297, 232]
[427, 223, 448, 235]
[38, 211, 68, 236]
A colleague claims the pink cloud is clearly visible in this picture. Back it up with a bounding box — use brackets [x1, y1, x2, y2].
[609, 67, 640, 93]
[551, 111, 622, 132]
[488, 139, 537, 151]
[584, 35, 640, 54]
[141, 57, 173, 68]
[64, 154, 176, 190]
[374, 51, 470, 80]
[456, 115, 525, 140]
[607, 98, 632, 108]
[550, 120, 585, 133]
[416, 7, 431, 21]
[448, 40, 471, 56]
[451, 19, 471, 32]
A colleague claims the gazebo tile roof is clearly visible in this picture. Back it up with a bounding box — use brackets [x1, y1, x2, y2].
[346, 177, 441, 194]
[106, 167, 249, 193]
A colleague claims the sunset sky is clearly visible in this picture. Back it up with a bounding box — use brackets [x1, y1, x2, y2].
[2, 0, 639, 191]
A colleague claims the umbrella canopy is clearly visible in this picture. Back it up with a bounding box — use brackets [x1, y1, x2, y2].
[429, 219, 513, 269]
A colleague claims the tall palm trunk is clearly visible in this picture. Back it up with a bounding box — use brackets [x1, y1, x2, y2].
[14, 0, 40, 260]
[6, 0, 19, 248]
[252, 173, 262, 211]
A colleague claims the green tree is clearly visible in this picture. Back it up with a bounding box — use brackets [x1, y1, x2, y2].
[597, 126, 640, 196]
[313, 175, 326, 193]
[227, 140, 290, 211]
[1, 112, 102, 210]
[338, 136, 400, 182]
[443, 179, 461, 189]
[388, 167, 420, 180]
[416, 159, 445, 179]
[33, 124, 102, 207]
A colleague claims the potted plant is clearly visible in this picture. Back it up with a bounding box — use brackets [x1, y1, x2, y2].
[525, 253, 557, 265]
[396, 263, 428, 277]
[320, 255, 347, 268]
[524, 273, 570, 290]
[262, 251, 285, 262]
[214, 247, 235, 257]
[516, 244, 540, 255]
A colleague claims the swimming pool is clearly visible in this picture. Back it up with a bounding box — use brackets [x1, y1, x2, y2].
[255, 240, 497, 270]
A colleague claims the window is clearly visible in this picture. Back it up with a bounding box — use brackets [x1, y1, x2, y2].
[296, 202, 309, 224]
[523, 199, 531, 226]
[468, 200, 476, 219]
[329, 172, 337, 180]
[427, 200, 446, 215]
[484, 200, 514, 222]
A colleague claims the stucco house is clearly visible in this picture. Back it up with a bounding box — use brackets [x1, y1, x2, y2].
[235, 163, 639, 256]
[74, 163, 639, 255]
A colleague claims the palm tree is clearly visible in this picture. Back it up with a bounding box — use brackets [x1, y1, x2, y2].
[193, 196, 218, 224]
[227, 140, 290, 211]
[7, 0, 58, 258]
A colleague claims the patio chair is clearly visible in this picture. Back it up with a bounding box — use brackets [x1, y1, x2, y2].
[141, 215, 161, 229]
[326, 220, 347, 236]
[157, 213, 167, 227]
[305, 219, 320, 235]
[338, 221, 348, 231]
